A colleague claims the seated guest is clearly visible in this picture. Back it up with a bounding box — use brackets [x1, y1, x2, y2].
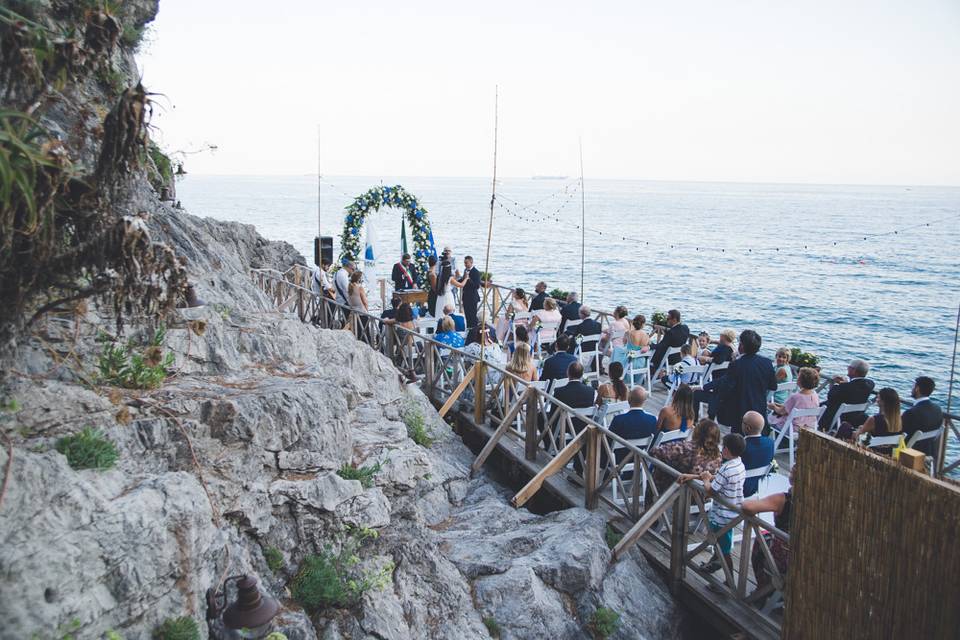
[626, 315, 652, 352]
[770, 366, 821, 430]
[532, 297, 562, 348]
[435, 303, 466, 333]
[649, 309, 690, 374]
[596, 361, 628, 406]
[818, 359, 875, 431]
[462, 327, 506, 395]
[496, 288, 530, 341]
[902, 376, 944, 455]
[506, 342, 538, 382]
[529, 281, 548, 311]
[742, 467, 793, 602]
[703, 329, 777, 432]
[602, 306, 631, 350]
[609, 386, 658, 461]
[659, 342, 698, 387]
[551, 362, 596, 431]
[698, 328, 735, 376]
[565, 305, 602, 353]
[381, 294, 402, 320]
[657, 383, 697, 433]
[772, 347, 794, 404]
[509, 324, 530, 354]
[848, 387, 903, 455]
[651, 418, 722, 492]
[741, 411, 774, 497]
[391, 253, 418, 291]
[559, 292, 581, 331]
[540, 334, 577, 382]
[696, 331, 711, 359]
[434, 316, 465, 349]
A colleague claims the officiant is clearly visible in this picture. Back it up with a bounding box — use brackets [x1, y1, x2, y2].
[391, 253, 419, 291]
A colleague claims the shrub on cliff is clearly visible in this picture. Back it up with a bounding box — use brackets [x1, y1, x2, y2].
[152, 617, 199, 640]
[403, 404, 434, 447]
[97, 324, 174, 389]
[292, 529, 393, 611]
[56, 427, 118, 471]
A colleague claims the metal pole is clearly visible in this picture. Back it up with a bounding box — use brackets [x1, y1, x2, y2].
[317, 125, 322, 241]
[479, 87, 498, 364]
[579, 138, 585, 301]
[937, 300, 959, 476]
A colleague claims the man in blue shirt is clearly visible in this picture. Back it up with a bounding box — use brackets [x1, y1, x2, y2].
[740, 411, 774, 497]
[435, 303, 466, 332]
[541, 334, 577, 383]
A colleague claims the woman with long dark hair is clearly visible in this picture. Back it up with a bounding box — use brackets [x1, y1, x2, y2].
[596, 361, 628, 405]
[657, 383, 697, 432]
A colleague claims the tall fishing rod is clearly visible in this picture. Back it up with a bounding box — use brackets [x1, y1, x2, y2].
[479, 87, 499, 363]
[579, 138, 585, 301]
[938, 299, 959, 476]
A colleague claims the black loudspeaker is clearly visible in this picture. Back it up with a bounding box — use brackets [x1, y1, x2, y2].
[314, 236, 333, 266]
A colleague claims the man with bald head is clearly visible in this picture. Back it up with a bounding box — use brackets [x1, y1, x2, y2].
[610, 387, 658, 442]
[740, 410, 774, 497]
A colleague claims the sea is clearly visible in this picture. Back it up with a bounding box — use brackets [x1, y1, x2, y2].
[174, 175, 960, 469]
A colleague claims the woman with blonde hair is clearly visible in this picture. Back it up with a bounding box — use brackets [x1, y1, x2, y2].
[657, 383, 697, 432]
[532, 296, 562, 346]
[851, 387, 903, 454]
[506, 342, 538, 382]
[773, 347, 795, 404]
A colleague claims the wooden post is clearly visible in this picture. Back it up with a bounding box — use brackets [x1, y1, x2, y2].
[379, 278, 387, 311]
[512, 428, 588, 508]
[424, 342, 435, 398]
[524, 391, 539, 461]
[737, 522, 754, 598]
[438, 364, 477, 418]
[612, 482, 681, 560]
[492, 287, 501, 320]
[471, 386, 532, 474]
[669, 483, 690, 593]
[473, 361, 487, 425]
[584, 426, 600, 510]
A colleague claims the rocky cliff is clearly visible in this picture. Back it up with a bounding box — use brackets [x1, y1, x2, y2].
[0, 1, 682, 638]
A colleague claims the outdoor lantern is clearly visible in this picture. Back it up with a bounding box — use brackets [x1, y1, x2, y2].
[206, 574, 280, 639]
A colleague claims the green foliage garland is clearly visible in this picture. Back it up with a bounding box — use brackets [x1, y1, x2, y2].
[338, 185, 434, 288]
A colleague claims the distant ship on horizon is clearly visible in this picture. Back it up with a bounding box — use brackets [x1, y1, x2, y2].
[532, 175, 568, 180]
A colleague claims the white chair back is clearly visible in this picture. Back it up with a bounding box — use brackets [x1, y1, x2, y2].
[601, 400, 631, 427]
[830, 401, 871, 433]
[865, 433, 903, 450]
[665, 364, 710, 402]
[610, 434, 656, 504]
[653, 428, 690, 447]
[547, 377, 569, 393]
[624, 350, 652, 392]
[704, 360, 729, 383]
[906, 427, 942, 450]
[772, 405, 825, 466]
[564, 318, 584, 331]
[651, 346, 682, 381]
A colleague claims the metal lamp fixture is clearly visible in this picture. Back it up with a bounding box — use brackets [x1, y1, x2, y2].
[206, 574, 280, 639]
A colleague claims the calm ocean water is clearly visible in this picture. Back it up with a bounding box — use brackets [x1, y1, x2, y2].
[175, 175, 960, 464]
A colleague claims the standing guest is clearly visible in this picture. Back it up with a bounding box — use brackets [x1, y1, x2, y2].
[426, 255, 439, 317]
[596, 361, 629, 406]
[530, 281, 548, 311]
[333, 260, 355, 306]
[347, 270, 368, 312]
[704, 330, 778, 432]
[772, 347, 795, 404]
[311, 258, 334, 299]
[506, 342, 538, 382]
[901, 376, 944, 455]
[565, 305, 602, 353]
[559, 292, 581, 332]
[434, 316, 465, 349]
[848, 387, 903, 455]
[532, 297, 562, 349]
[453, 255, 481, 328]
[656, 383, 697, 433]
[769, 367, 821, 430]
[679, 433, 746, 575]
[540, 334, 578, 382]
[435, 303, 466, 333]
[649, 309, 690, 374]
[652, 418, 722, 492]
[740, 411, 774, 497]
[391, 253, 419, 291]
[819, 359, 875, 431]
[381, 294, 402, 320]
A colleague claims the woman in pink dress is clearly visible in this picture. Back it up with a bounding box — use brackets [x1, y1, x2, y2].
[769, 366, 820, 430]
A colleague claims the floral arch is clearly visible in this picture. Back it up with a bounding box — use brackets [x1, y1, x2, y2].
[338, 185, 434, 289]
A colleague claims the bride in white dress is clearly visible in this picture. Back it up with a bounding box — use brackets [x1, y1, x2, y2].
[432, 255, 456, 317]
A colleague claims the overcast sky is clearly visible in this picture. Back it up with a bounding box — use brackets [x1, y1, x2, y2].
[139, 1, 960, 185]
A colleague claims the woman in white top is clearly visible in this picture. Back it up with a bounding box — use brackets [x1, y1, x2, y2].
[496, 288, 530, 342]
[603, 305, 631, 351]
[348, 270, 368, 312]
[532, 297, 562, 347]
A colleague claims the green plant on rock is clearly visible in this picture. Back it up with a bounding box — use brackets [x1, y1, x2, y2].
[291, 528, 393, 611]
[483, 616, 501, 638]
[97, 324, 175, 389]
[104, 631, 123, 640]
[263, 634, 288, 640]
[604, 523, 623, 550]
[590, 607, 620, 639]
[152, 617, 199, 640]
[264, 546, 284, 572]
[337, 460, 382, 489]
[56, 426, 118, 470]
[402, 404, 434, 448]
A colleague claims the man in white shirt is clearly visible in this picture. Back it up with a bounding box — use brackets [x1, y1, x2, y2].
[333, 260, 355, 306]
[311, 258, 333, 298]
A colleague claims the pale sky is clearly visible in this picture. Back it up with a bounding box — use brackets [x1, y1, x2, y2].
[140, 1, 960, 185]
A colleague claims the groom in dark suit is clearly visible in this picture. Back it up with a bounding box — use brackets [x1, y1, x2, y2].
[454, 255, 482, 328]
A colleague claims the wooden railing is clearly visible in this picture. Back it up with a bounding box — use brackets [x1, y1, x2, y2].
[251, 267, 790, 638]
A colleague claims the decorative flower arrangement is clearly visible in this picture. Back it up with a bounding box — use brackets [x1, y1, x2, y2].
[789, 348, 820, 368]
[337, 185, 434, 288]
[651, 311, 668, 327]
[548, 288, 569, 301]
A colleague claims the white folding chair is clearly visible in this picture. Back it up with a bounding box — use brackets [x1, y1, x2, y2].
[651, 345, 682, 382]
[703, 360, 729, 384]
[864, 433, 903, 453]
[829, 402, 871, 434]
[770, 405, 825, 467]
[577, 347, 603, 383]
[665, 364, 710, 403]
[510, 311, 532, 346]
[610, 434, 655, 504]
[742, 463, 772, 499]
[624, 351, 652, 392]
[534, 321, 561, 358]
[906, 427, 944, 476]
[563, 318, 584, 333]
[600, 400, 631, 427]
[652, 428, 690, 448]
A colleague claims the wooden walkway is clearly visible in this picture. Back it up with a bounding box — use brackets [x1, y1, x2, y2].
[252, 267, 792, 640]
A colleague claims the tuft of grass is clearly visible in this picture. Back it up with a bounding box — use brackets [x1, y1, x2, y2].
[604, 523, 623, 550]
[483, 616, 501, 638]
[590, 607, 620, 639]
[337, 460, 382, 489]
[152, 617, 199, 640]
[264, 546, 284, 572]
[120, 23, 145, 50]
[292, 528, 393, 611]
[403, 405, 434, 448]
[56, 427, 118, 470]
[97, 324, 174, 389]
